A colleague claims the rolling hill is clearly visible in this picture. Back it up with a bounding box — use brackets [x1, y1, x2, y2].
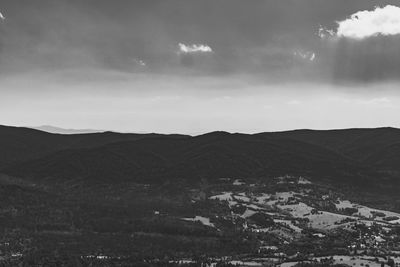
[1, 125, 400, 191]
[0, 125, 188, 170]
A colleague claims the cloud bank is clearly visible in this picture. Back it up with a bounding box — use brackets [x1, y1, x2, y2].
[337, 5, 400, 39]
[2, 0, 400, 132]
[1, 1, 400, 84]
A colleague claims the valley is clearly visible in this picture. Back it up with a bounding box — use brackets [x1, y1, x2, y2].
[1, 125, 400, 266]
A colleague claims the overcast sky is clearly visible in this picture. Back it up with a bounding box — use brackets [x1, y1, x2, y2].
[1, 0, 400, 134]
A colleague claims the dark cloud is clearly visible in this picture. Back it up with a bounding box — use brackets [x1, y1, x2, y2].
[1, 0, 400, 83]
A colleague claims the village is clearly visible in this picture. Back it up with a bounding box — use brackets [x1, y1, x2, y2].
[169, 176, 400, 266]
[1, 175, 400, 266]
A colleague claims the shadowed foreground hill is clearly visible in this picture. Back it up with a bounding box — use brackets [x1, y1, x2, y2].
[2, 126, 400, 190]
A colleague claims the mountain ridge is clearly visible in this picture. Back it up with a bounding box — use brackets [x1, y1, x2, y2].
[1, 124, 400, 192]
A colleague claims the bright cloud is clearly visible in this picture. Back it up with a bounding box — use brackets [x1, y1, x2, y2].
[294, 51, 315, 61]
[178, 43, 213, 53]
[0, 11, 5, 21]
[317, 26, 334, 39]
[336, 5, 400, 39]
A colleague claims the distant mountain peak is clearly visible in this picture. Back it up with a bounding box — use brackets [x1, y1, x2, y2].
[33, 125, 104, 135]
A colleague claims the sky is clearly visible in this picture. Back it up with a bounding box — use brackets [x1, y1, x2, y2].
[1, 0, 400, 134]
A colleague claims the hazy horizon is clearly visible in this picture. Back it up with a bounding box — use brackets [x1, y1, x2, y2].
[1, 123, 399, 137]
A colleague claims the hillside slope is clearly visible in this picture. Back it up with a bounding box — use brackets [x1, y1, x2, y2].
[1, 125, 400, 191]
[262, 127, 400, 161]
[1, 130, 381, 188]
[0, 125, 188, 169]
